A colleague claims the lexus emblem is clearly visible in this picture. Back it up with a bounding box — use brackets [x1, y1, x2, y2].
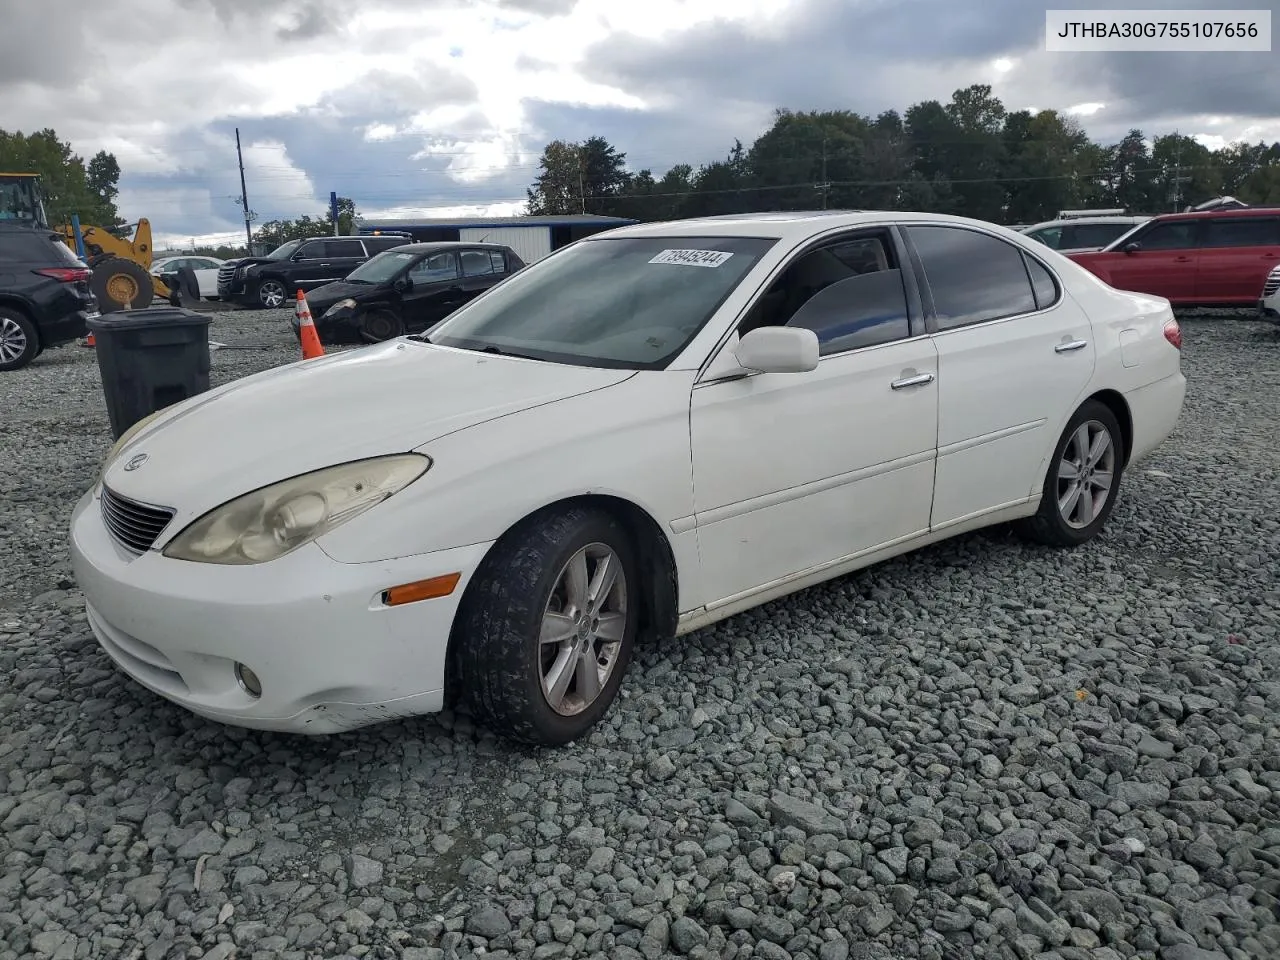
[123, 453, 149, 471]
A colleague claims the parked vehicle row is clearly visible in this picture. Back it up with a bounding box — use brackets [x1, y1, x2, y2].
[1067, 206, 1280, 307]
[73, 210, 1187, 745]
[216, 234, 413, 309]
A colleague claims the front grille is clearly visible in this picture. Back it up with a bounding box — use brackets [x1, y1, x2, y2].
[217, 264, 238, 287]
[101, 486, 175, 555]
[1263, 270, 1280, 297]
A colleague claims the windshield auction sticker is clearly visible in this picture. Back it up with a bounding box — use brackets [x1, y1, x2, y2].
[649, 249, 735, 267]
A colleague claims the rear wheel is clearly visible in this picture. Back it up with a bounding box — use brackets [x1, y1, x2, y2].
[91, 257, 153, 312]
[359, 308, 405, 343]
[1016, 399, 1124, 547]
[454, 506, 639, 746]
[0, 309, 38, 372]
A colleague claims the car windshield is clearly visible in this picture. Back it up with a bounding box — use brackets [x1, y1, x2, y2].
[424, 235, 777, 368]
[265, 239, 302, 260]
[347, 250, 415, 283]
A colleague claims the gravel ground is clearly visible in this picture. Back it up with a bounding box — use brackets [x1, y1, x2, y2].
[1, 306, 1278, 960]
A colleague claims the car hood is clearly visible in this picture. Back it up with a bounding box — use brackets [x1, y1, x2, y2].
[102, 341, 634, 517]
[230, 256, 280, 271]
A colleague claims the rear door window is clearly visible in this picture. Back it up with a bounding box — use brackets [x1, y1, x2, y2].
[905, 225, 1038, 330]
[326, 239, 367, 258]
[1203, 217, 1280, 248]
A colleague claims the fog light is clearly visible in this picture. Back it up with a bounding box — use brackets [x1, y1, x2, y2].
[235, 662, 262, 698]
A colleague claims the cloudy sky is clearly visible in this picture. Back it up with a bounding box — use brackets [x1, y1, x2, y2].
[2, 0, 1276, 247]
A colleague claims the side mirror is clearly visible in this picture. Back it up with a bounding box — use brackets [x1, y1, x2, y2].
[394, 276, 412, 292]
[1123, 241, 1141, 254]
[734, 326, 820, 374]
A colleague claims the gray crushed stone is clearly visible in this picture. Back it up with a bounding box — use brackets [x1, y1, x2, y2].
[0, 306, 1278, 960]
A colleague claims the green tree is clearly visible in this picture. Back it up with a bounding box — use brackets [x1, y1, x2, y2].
[526, 136, 632, 216]
[1003, 109, 1092, 222]
[524, 86, 1280, 225]
[0, 127, 122, 226]
[250, 196, 360, 249]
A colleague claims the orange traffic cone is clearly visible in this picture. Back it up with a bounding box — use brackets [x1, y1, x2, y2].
[296, 290, 325, 360]
[83, 332, 95, 347]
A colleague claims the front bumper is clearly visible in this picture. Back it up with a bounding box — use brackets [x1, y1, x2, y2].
[291, 304, 363, 344]
[1259, 298, 1280, 325]
[69, 485, 493, 734]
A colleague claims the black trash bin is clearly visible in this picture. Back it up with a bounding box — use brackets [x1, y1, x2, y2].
[87, 306, 213, 440]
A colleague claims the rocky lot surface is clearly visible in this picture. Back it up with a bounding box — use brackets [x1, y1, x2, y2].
[0, 306, 1278, 960]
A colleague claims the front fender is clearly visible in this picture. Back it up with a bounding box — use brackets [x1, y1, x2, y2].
[314, 371, 698, 566]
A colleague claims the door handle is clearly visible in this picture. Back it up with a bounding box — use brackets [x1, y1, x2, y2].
[890, 372, 934, 389]
[1056, 339, 1088, 353]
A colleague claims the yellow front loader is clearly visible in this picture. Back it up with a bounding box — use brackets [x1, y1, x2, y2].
[55, 217, 181, 312]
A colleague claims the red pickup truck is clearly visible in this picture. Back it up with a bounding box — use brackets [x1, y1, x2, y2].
[1068, 207, 1280, 306]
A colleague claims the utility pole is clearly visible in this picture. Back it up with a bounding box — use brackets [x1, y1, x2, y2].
[577, 151, 586, 215]
[1169, 130, 1190, 212]
[235, 128, 252, 251]
[817, 137, 831, 210]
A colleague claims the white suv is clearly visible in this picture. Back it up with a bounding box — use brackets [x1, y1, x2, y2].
[1261, 264, 1280, 325]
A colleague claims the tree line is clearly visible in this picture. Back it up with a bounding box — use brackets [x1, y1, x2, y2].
[1, 128, 123, 228]
[525, 84, 1280, 225]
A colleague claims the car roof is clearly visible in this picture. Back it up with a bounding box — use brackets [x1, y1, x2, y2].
[591, 210, 1032, 242]
[1023, 216, 1149, 230]
[375, 240, 512, 253]
[1149, 206, 1280, 223]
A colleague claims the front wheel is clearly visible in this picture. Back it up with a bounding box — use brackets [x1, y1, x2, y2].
[255, 278, 288, 309]
[1016, 399, 1124, 547]
[453, 506, 639, 746]
[359, 308, 405, 343]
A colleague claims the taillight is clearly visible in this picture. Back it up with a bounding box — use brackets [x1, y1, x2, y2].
[35, 267, 92, 283]
[1163, 317, 1182, 350]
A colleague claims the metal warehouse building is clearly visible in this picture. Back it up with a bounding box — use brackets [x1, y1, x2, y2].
[354, 214, 637, 264]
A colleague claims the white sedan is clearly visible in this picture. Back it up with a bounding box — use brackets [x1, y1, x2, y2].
[151, 256, 227, 299]
[70, 211, 1186, 745]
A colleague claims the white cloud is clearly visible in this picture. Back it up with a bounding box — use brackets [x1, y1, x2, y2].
[6, 0, 1276, 241]
[240, 140, 319, 211]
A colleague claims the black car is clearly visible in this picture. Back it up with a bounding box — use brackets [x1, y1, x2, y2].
[216, 234, 413, 309]
[0, 225, 99, 371]
[298, 241, 526, 344]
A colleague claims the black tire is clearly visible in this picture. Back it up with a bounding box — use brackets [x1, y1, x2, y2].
[90, 257, 153, 312]
[454, 506, 640, 746]
[359, 308, 405, 343]
[1015, 399, 1125, 548]
[254, 278, 288, 310]
[0, 308, 39, 372]
[176, 266, 201, 302]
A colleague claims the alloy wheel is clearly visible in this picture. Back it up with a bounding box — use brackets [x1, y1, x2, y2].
[259, 281, 286, 309]
[538, 543, 628, 716]
[0, 316, 29, 365]
[1057, 419, 1115, 529]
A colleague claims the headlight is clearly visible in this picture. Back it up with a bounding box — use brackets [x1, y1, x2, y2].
[324, 298, 357, 317]
[162, 454, 430, 565]
[98, 409, 166, 484]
